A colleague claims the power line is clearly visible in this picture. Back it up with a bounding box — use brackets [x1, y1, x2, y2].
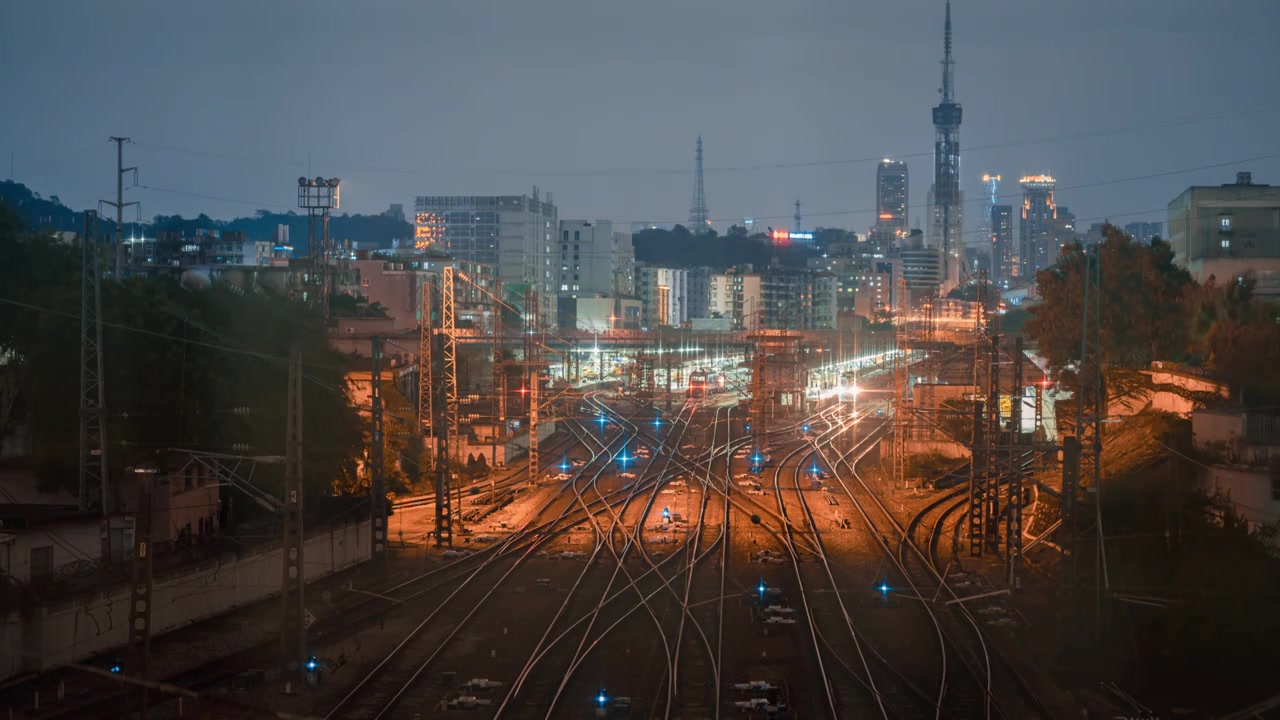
[129, 101, 1280, 179]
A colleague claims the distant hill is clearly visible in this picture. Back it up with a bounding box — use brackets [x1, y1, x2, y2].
[0, 180, 412, 250]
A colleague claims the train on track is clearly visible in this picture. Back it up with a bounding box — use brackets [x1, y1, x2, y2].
[687, 369, 725, 398]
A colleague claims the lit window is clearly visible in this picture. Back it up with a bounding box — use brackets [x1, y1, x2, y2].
[1220, 216, 1233, 231]
[1221, 238, 1231, 250]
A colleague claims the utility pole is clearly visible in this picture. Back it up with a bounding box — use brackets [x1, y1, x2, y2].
[103, 137, 138, 276]
[1007, 336, 1026, 586]
[280, 345, 306, 693]
[79, 211, 111, 559]
[492, 277, 505, 468]
[418, 278, 434, 443]
[369, 337, 388, 567]
[126, 467, 155, 718]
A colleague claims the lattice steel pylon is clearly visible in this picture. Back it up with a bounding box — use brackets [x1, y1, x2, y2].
[369, 337, 388, 567]
[280, 345, 306, 690]
[79, 211, 112, 558]
[418, 278, 434, 445]
[689, 135, 710, 235]
[892, 277, 910, 487]
[442, 266, 459, 467]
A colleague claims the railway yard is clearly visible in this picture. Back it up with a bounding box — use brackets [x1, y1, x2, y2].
[7, 364, 1088, 720]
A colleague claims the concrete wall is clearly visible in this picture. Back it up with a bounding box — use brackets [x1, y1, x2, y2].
[1, 518, 371, 679]
[1203, 465, 1280, 537]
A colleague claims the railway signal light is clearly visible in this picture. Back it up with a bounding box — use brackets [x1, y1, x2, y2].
[306, 656, 319, 672]
[597, 688, 608, 707]
[879, 582, 890, 595]
[803, 423, 810, 433]
[662, 507, 670, 520]
[109, 662, 122, 674]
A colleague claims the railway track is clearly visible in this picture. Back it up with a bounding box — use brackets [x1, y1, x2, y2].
[816, 413, 1050, 719]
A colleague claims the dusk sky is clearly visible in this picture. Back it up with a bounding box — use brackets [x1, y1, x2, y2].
[5, 0, 1279, 240]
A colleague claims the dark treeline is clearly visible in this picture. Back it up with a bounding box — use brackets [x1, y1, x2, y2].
[632, 224, 832, 269]
[0, 180, 413, 249]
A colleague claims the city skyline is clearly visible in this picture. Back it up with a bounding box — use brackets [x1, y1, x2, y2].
[3, 0, 1279, 235]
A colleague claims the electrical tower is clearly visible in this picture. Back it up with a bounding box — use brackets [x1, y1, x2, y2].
[102, 137, 138, 277]
[78, 211, 111, 557]
[892, 277, 910, 487]
[369, 337, 388, 567]
[793, 198, 802, 233]
[280, 345, 306, 691]
[418, 278, 434, 444]
[442, 266, 459, 468]
[688, 135, 710, 235]
[297, 177, 340, 318]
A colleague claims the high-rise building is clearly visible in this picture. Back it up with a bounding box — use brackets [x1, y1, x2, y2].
[636, 264, 688, 328]
[686, 266, 712, 319]
[1167, 172, 1280, 299]
[709, 271, 763, 330]
[928, 1, 964, 292]
[991, 204, 1014, 281]
[1124, 221, 1163, 243]
[557, 220, 633, 298]
[1019, 175, 1057, 278]
[978, 174, 1000, 252]
[413, 190, 558, 325]
[875, 159, 909, 240]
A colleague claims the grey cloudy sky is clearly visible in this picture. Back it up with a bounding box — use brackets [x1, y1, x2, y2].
[4, 0, 1279, 239]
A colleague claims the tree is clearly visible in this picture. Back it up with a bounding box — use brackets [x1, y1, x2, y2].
[1190, 276, 1280, 406]
[1026, 226, 1194, 383]
[0, 201, 363, 508]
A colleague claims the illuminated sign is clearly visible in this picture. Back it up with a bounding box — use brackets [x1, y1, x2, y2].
[770, 230, 814, 242]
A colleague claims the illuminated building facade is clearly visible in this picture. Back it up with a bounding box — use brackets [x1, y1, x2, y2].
[1019, 174, 1057, 278]
[413, 191, 558, 325]
[978, 174, 1000, 253]
[875, 160, 909, 241]
[991, 204, 1014, 281]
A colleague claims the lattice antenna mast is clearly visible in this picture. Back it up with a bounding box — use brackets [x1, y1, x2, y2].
[941, 1, 955, 104]
[689, 135, 710, 235]
[442, 266, 459, 467]
[79, 211, 111, 539]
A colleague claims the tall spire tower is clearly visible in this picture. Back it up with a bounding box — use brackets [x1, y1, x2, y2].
[929, 1, 965, 292]
[689, 135, 710, 235]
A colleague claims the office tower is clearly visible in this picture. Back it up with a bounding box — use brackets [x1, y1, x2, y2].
[876, 159, 909, 239]
[979, 174, 1000, 253]
[414, 189, 558, 325]
[1019, 175, 1057, 278]
[991, 204, 1014, 281]
[556, 220, 633, 298]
